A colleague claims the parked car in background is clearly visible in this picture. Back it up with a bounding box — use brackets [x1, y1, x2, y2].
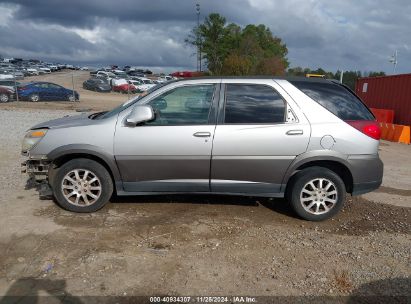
[0, 70, 14, 80]
[17, 82, 79, 102]
[0, 86, 13, 103]
[111, 78, 136, 93]
[0, 80, 21, 92]
[127, 79, 144, 92]
[113, 70, 128, 79]
[127, 71, 145, 77]
[133, 77, 156, 90]
[20, 77, 383, 220]
[96, 71, 116, 82]
[26, 68, 40, 76]
[36, 68, 46, 75]
[15, 70, 25, 80]
[39, 67, 51, 74]
[157, 76, 173, 83]
[128, 78, 155, 92]
[83, 78, 111, 92]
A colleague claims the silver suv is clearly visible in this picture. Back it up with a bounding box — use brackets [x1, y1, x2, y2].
[22, 77, 383, 221]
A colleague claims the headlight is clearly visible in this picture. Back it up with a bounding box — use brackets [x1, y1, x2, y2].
[22, 129, 48, 152]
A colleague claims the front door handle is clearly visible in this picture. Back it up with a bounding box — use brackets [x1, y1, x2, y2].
[286, 130, 303, 135]
[193, 132, 211, 137]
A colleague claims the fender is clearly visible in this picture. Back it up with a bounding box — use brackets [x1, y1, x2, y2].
[280, 150, 353, 192]
[46, 144, 122, 184]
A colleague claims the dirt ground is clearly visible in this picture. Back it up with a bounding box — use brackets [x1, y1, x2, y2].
[0, 70, 137, 112]
[0, 82, 410, 301]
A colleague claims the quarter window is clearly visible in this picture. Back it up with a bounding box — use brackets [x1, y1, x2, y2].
[147, 84, 215, 125]
[224, 84, 286, 124]
[290, 81, 374, 121]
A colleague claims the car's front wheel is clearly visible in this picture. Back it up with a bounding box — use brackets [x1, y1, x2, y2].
[52, 158, 113, 212]
[287, 167, 346, 221]
[67, 94, 76, 102]
[0, 93, 10, 103]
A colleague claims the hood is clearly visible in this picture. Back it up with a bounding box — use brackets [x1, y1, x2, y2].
[30, 113, 93, 130]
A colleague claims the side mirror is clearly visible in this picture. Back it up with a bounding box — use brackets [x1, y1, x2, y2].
[126, 105, 154, 126]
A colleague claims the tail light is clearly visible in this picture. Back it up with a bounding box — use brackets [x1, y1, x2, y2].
[18, 86, 28, 91]
[346, 120, 381, 140]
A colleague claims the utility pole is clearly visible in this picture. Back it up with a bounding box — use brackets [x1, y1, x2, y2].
[389, 50, 398, 74]
[71, 69, 75, 101]
[14, 68, 19, 102]
[339, 70, 344, 84]
[196, 3, 201, 72]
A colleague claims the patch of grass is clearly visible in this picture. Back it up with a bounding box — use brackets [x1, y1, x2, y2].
[333, 270, 353, 293]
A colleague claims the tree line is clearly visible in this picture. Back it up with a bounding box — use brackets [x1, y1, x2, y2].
[187, 13, 386, 90]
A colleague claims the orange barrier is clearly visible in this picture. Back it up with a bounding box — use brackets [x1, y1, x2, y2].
[380, 123, 389, 139]
[379, 122, 410, 144]
[370, 108, 395, 123]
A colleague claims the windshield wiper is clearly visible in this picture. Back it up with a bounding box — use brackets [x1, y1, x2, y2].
[89, 111, 108, 119]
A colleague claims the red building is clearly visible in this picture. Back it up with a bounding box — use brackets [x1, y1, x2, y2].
[355, 73, 411, 126]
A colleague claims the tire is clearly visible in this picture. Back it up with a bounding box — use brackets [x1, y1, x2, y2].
[287, 166, 346, 221]
[52, 158, 113, 213]
[29, 94, 40, 102]
[67, 94, 76, 102]
[0, 93, 9, 103]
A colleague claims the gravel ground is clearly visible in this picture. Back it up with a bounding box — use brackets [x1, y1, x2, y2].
[0, 109, 410, 301]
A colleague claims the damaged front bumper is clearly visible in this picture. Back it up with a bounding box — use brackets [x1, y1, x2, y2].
[21, 155, 51, 182]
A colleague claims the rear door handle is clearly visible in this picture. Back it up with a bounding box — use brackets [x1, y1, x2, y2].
[193, 132, 211, 137]
[286, 130, 303, 135]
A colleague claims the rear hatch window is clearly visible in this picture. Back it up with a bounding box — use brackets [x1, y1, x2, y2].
[290, 81, 374, 121]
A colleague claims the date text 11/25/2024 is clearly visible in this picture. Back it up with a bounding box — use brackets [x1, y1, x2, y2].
[149, 296, 257, 303]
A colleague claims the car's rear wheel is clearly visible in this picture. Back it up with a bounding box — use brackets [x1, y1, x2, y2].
[29, 94, 40, 102]
[287, 167, 346, 221]
[0, 93, 10, 103]
[52, 158, 113, 212]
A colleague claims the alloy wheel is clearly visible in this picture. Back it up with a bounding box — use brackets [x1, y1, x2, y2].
[61, 169, 102, 206]
[30, 94, 39, 102]
[299, 178, 338, 215]
[0, 94, 9, 103]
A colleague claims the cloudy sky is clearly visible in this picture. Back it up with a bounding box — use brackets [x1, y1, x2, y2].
[0, 0, 410, 74]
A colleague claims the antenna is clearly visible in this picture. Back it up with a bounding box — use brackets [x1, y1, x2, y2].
[389, 50, 398, 74]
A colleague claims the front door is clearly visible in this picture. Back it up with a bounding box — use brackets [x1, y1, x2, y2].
[211, 81, 310, 194]
[114, 83, 219, 192]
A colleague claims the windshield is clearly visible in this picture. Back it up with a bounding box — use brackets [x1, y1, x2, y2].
[95, 82, 169, 119]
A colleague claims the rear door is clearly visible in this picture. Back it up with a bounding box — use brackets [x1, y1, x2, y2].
[210, 80, 310, 194]
[47, 83, 65, 100]
[36, 83, 52, 100]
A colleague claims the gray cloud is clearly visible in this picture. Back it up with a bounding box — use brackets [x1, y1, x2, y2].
[0, 0, 409, 73]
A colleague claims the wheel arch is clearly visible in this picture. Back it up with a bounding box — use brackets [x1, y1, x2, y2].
[47, 145, 122, 192]
[283, 155, 354, 195]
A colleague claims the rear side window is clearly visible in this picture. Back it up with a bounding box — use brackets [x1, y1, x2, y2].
[224, 84, 286, 124]
[290, 81, 374, 121]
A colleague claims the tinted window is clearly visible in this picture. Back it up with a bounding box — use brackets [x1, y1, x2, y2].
[291, 81, 374, 121]
[224, 84, 285, 124]
[48, 84, 62, 89]
[148, 84, 215, 125]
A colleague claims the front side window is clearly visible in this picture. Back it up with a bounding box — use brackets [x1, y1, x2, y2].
[224, 84, 286, 124]
[147, 84, 215, 125]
